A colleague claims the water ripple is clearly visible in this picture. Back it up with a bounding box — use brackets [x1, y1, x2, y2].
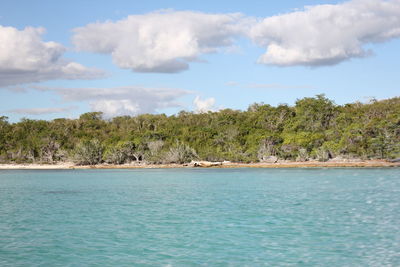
[0, 168, 399, 266]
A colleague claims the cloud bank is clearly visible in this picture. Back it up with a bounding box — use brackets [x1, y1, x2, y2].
[72, 1, 400, 69]
[0, 25, 104, 87]
[250, 0, 400, 66]
[33, 85, 191, 118]
[2, 0, 399, 89]
[72, 10, 247, 73]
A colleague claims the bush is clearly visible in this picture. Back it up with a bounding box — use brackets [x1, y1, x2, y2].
[104, 146, 126, 164]
[103, 141, 141, 164]
[73, 139, 103, 165]
[296, 148, 309, 162]
[144, 140, 164, 163]
[314, 147, 331, 162]
[164, 142, 198, 164]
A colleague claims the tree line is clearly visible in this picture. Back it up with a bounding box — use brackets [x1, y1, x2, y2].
[0, 95, 399, 165]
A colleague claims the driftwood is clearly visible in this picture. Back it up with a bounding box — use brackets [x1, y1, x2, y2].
[260, 156, 278, 163]
[191, 161, 223, 167]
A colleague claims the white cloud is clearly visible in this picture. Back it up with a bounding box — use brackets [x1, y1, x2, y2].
[3, 1, 400, 92]
[9, 106, 76, 115]
[0, 25, 104, 87]
[72, 10, 247, 73]
[90, 100, 139, 118]
[33, 85, 191, 118]
[71, 3, 400, 70]
[250, 0, 400, 66]
[193, 96, 216, 113]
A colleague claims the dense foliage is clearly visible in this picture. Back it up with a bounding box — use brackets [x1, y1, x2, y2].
[1, 95, 399, 164]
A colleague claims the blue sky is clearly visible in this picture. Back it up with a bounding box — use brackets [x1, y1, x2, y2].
[1, 0, 399, 121]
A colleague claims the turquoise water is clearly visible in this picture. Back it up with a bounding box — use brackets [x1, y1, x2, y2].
[0, 168, 399, 266]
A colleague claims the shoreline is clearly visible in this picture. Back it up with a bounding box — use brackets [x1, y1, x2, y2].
[0, 160, 399, 170]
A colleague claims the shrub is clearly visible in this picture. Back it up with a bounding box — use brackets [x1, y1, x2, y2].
[164, 142, 198, 164]
[104, 146, 126, 164]
[73, 139, 103, 165]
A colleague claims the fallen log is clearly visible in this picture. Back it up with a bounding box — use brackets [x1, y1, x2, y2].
[191, 161, 223, 167]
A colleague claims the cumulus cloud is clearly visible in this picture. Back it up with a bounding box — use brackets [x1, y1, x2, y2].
[90, 100, 140, 117]
[3, 1, 399, 91]
[250, 0, 400, 66]
[72, 10, 247, 73]
[193, 96, 217, 113]
[0, 25, 104, 87]
[9, 106, 76, 115]
[33, 85, 191, 118]
[71, 2, 400, 70]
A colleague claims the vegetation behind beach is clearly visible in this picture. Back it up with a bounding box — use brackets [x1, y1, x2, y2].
[1, 95, 399, 165]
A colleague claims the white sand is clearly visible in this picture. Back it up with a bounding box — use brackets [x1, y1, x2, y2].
[0, 163, 75, 169]
[0, 160, 398, 169]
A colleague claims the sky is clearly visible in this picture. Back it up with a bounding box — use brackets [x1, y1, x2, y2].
[1, 0, 399, 122]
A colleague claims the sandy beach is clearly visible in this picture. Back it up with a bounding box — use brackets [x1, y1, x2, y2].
[0, 160, 399, 170]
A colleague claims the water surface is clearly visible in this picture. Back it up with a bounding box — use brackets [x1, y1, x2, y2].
[0, 168, 399, 266]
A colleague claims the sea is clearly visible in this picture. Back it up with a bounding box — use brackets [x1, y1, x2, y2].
[0, 168, 399, 266]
